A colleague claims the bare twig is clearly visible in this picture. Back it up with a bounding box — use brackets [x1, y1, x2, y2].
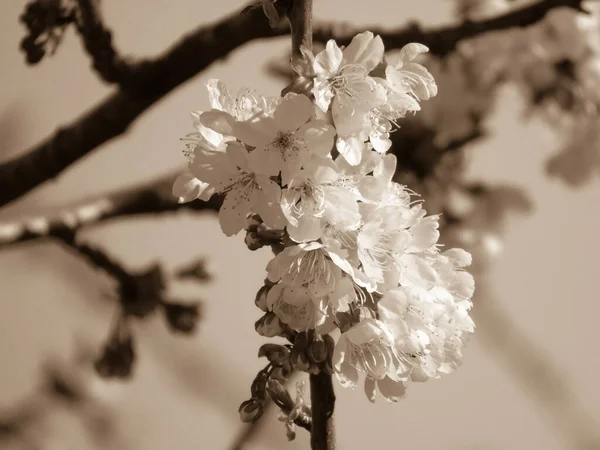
[74, 0, 132, 84]
[0, 0, 586, 207]
[0, 169, 221, 248]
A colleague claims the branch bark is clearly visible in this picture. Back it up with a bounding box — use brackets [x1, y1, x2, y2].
[0, 169, 221, 248]
[309, 372, 335, 450]
[74, 0, 132, 84]
[0, 0, 586, 208]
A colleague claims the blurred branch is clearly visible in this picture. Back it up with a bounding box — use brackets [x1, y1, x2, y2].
[74, 0, 132, 84]
[315, 0, 589, 57]
[0, 169, 221, 248]
[0, 0, 585, 208]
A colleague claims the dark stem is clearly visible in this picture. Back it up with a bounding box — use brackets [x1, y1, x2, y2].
[289, 0, 313, 58]
[309, 372, 335, 450]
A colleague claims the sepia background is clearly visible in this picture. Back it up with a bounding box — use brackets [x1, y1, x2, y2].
[1, 0, 599, 449]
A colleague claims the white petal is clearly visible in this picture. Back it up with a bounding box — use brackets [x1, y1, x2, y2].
[218, 185, 253, 236]
[342, 32, 384, 72]
[332, 99, 368, 137]
[336, 135, 366, 166]
[377, 377, 406, 402]
[206, 79, 232, 110]
[226, 142, 250, 171]
[314, 40, 343, 77]
[199, 110, 236, 136]
[287, 216, 322, 243]
[172, 172, 209, 203]
[274, 93, 313, 131]
[313, 79, 334, 112]
[297, 120, 336, 157]
[190, 148, 239, 191]
[364, 377, 377, 402]
[398, 43, 429, 64]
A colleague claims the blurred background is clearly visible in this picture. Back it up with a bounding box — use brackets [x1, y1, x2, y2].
[1, 0, 600, 449]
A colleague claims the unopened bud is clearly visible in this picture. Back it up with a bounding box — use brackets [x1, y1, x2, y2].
[255, 312, 284, 338]
[245, 231, 264, 251]
[246, 213, 262, 231]
[162, 301, 201, 334]
[94, 333, 135, 379]
[251, 371, 269, 400]
[256, 223, 285, 240]
[254, 285, 270, 312]
[258, 344, 290, 367]
[294, 331, 310, 351]
[238, 399, 264, 423]
[307, 336, 327, 364]
[290, 347, 311, 372]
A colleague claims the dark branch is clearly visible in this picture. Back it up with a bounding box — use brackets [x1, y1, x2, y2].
[313, 0, 588, 57]
[0, 0, 586, 207]
[0, 169, 221, 248]
[309, 372, 335, 450]
[74, 0, 132, 83]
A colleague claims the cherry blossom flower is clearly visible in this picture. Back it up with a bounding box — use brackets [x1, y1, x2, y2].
[333, 317, 408, 402]
[190, 142, 284, 236]
[313, 32, 386, 138]
[281, 156, 361, 242]
[385, 43, 438, 104]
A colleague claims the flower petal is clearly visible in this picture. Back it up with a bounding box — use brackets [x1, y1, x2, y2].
[364, 377, 377, 402]
[377, 377, 406, 403]
[218, 185, 254, 236]
[172, 171, 211, 203]
[336, 135, 366, 166]
[274, 93, 313, 131]
[398, 43, 429, 64]
[190, 148, 239, 191]
[314, 40, 343, 77]
[297, 120, 336, 157]
[342, 32, 384, 72]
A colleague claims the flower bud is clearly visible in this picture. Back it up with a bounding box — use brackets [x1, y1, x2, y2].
[254, 285, 270, 312]
[290, 347, 311, 372]
[246, 213, 262, 229]
[307, 336, 327, 364]
[294, 331, 310, 351]
[238, 399, 264, 423]
[256, 223, 285, 241]
[258, 344, 290, 367]
[120, 265, 165, 318]
[251, 371, 269, 401]
[266, 379, 294, 411]
[255, 312, 284, 337]
[245, 231, 265, 251]
[162, 301, 201, 334]
[94, 333, 135, 379]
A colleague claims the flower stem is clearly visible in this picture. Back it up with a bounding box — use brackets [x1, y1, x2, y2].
[288, 0, 313, 58]
[309, 371, 336, 450]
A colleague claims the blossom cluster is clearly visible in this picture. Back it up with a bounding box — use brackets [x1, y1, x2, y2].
[173, 32, 475, 402]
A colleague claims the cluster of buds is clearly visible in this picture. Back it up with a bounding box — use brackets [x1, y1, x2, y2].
[95, 264, 205, 379]
[19, 0, 75, 64]
[174, 32, 475, 403]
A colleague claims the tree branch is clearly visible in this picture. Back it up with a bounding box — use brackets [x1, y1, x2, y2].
[0, 0, 586, 208]
[312, 0, 587, 57]
[74, 0, 132, 84]
[0, 169, 221, 248]
[309, 372, 335, 450]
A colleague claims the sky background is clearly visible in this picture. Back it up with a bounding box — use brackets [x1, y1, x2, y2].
[1, 1, 599, 449]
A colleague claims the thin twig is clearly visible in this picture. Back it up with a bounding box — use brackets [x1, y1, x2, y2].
[0, 0, 586, 207]
[0, 169, 221, 248]
[74, 0, 132, 84]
